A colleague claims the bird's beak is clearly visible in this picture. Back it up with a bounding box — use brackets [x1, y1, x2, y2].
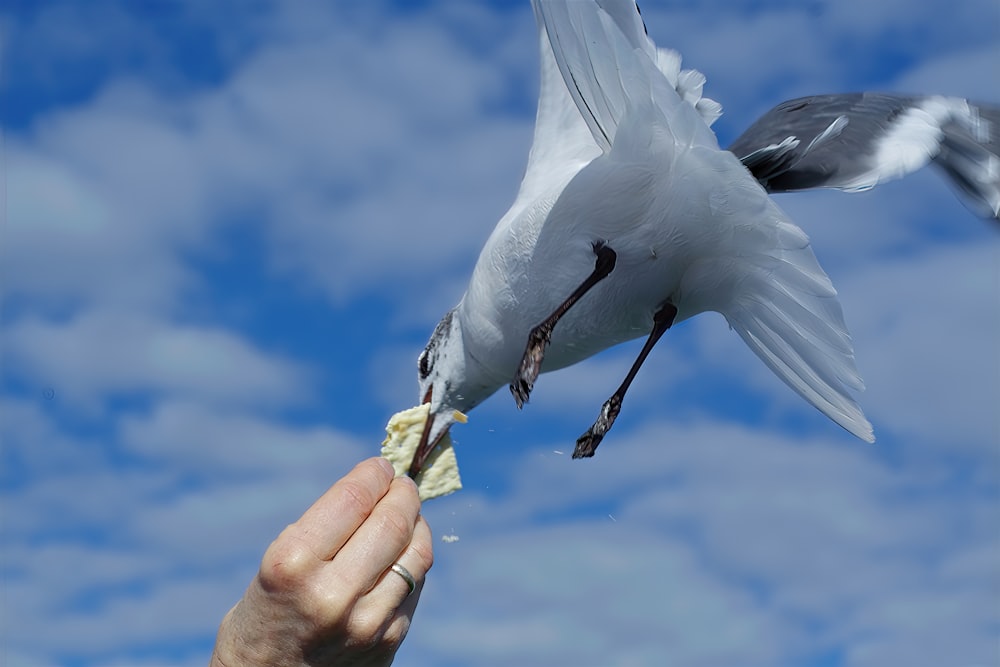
[407, 388, 452, 479]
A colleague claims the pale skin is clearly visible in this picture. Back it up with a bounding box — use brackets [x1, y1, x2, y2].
[211, 457, 433, 667]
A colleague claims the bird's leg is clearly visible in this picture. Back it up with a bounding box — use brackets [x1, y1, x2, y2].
[573, 302, 677, 458]
[510, 241, 617, 408]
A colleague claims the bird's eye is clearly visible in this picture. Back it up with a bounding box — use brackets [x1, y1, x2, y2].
[419, 309, 454, 381]
[418, 349, 431, 380]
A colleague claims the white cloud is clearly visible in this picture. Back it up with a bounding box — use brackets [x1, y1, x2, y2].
[1, 395, 377, 665]
[6, 1, 994, 314]
[3, 1, 997, 666]
[5, 310, 313, 411]
[4, 143, 196, 312]
[893, 41, 1000, 99]
[4, 2, 535, 316]
[404, 420, 998, 667]
[836, 242, 1000, 452]
[409, 525, 786, 667]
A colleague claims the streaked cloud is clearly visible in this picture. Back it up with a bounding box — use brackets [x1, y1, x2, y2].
[2, 1, 996, 666]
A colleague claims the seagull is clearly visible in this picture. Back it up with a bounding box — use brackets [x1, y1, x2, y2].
[406, 0, 1000, 478]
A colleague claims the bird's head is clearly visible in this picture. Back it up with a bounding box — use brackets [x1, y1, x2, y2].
[409, 308, 470, 478]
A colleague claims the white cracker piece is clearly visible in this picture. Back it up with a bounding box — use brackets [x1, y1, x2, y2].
[381, 404, 464, 501]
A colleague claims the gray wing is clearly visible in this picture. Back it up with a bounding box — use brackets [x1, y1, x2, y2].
[728, 93, 1000, 220]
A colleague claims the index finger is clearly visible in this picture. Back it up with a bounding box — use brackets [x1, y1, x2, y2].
[291, 457, 396, 560]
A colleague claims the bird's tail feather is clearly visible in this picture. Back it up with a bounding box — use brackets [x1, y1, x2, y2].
[722, 221, 875, 442]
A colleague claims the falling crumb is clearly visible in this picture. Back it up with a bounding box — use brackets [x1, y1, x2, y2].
[608, 514, 617, 522]
[441, 534, 460, 543]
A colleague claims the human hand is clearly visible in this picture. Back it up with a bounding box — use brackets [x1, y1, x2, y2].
[210, 457, 432, 667]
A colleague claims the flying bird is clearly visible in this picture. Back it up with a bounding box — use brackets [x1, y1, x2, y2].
[406, 0, 999, 478]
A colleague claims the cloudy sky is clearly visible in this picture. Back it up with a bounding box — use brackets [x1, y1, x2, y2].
[3, 1, 998, 666]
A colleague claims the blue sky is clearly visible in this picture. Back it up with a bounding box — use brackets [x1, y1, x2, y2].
[2, 1, 998, 666]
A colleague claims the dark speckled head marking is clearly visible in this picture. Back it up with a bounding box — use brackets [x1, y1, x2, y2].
[418, 308, 455, 381]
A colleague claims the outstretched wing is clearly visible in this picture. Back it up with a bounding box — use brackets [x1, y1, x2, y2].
[730, 93, 1000, 220]
[517, 2, 722, 212]
[532, 0, 718, 153]
[515, 11, 604, 209]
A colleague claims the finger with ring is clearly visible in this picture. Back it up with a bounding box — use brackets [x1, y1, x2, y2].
[389, 562, 416, 596]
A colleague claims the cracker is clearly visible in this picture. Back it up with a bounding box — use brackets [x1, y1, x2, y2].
[381, 404, 464, 501]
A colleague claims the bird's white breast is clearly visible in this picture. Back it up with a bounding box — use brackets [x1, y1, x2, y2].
[460, 141, 773, 379]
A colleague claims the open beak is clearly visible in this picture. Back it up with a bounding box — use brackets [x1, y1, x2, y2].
[407, 387, 452, 479]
